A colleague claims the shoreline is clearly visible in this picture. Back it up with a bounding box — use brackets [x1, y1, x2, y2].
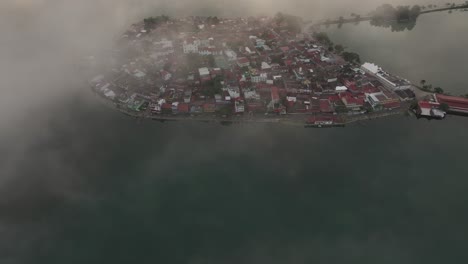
[88, 15, 432, 128]
[93, 88, 407, 128]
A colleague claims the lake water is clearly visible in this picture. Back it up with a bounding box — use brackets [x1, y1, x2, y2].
[3, 11, 468, 264]
[325, 11, 468, 96]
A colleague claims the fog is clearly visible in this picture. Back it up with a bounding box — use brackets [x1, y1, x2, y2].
[0, 0, 447, 124]
[0, 0, 465, 263]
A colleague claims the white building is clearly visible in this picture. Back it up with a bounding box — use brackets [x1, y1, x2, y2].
[361, 62, 411, 91]
[235, 100, 245, 113]
[198, 67, 210, 77]
[153, 39, 174, 52]
[335, 86, 348, 92]
[361, 62, 379, 75]
[245, 47, 255, 55]
[376, 71, 412, 91]
[244, 89, 260, 100]
[227, 86, 241, 99]
[133, 70, 146, 78]
[224, 50, 237, 61]
[251, 73, 268, 83]
[261, 62, 271, 70]
[256, 39, 266, 46]
[183, 39, 201, 54]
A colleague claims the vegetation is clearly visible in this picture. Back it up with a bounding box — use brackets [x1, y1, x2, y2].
[143, 15, 170, 31]
[270, 55, 285, 65]
[342, 52, 361, 64]
[202, 76, 223, 97]
[206, 16, 220, 25]
[434, 87, 445, 94]
[410, 101, 419, 110]
[335, 105, 348, 113]
[439, 103, 450, 112]
[370, 19, 417, 32]
[371, 4, 422, 22]
[274, 13, 303, 33]
[217, 105, 232, 117]
[313, 32, 333, 46]
[334, 44, 345, 54]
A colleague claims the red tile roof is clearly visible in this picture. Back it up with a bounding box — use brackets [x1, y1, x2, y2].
[383, 101, 401, 109]
[319, 99, 333, 113]
[418, 101, 440, 109]
[178, 103, 190, 113]
[340, 92, 364, 106]
[237, 57, 250, 64]
[161, 103, 172, 110]
[436, 94, 468, 109]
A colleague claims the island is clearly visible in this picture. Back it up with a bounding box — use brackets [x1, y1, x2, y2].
[88, 15, 467, 128]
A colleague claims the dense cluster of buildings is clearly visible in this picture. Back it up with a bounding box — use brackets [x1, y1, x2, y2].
[90, 16, 416, 125]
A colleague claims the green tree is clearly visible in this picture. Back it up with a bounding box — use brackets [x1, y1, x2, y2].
[342, 52, 361, 64]
[439, 103, 449, 112]
[313, 32, 333, 45]
[207, 55, 216, 67]
[434, 87, 445, 94]
[217, 105, 232, 117]
[202, 77, 223, 97]
[334, 44, 345, 54]
[420, 79, 426, 86]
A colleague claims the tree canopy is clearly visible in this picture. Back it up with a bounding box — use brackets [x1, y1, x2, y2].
[274, 12, 303, 33]
[371, 4, 421, 22]
[143, 15, 170, 31]
[342, 52, 361, 64]
[313, 32, 333, 46]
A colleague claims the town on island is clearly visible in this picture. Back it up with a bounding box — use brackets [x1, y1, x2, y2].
[88, 14, 468, 127]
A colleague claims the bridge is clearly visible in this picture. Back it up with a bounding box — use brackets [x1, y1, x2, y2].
[307, 4, 468, 27]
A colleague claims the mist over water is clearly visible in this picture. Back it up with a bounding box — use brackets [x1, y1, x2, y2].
[1, 1, 468, 263]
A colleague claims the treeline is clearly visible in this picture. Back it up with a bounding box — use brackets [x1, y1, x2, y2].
[371, 4, 422, 22]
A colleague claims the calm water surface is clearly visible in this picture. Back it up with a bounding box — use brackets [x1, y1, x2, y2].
[3, 12, 468, 264]
[325, 11, 468, 95]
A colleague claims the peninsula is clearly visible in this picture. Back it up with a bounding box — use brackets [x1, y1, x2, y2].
[88, 15, 466, 127]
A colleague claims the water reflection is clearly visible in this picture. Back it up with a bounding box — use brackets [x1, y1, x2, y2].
[369, 18, 417, 32]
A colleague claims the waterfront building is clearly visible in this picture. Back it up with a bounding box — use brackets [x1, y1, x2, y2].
[417, 101, 445, 118]
[319, 99, 334, 113]
[435, 94, 468, 114]
[339, 92, 364, 111]
[361, 62, 411, 91]
[235, 100, 245, 113]
[365, 91, 401, 110]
